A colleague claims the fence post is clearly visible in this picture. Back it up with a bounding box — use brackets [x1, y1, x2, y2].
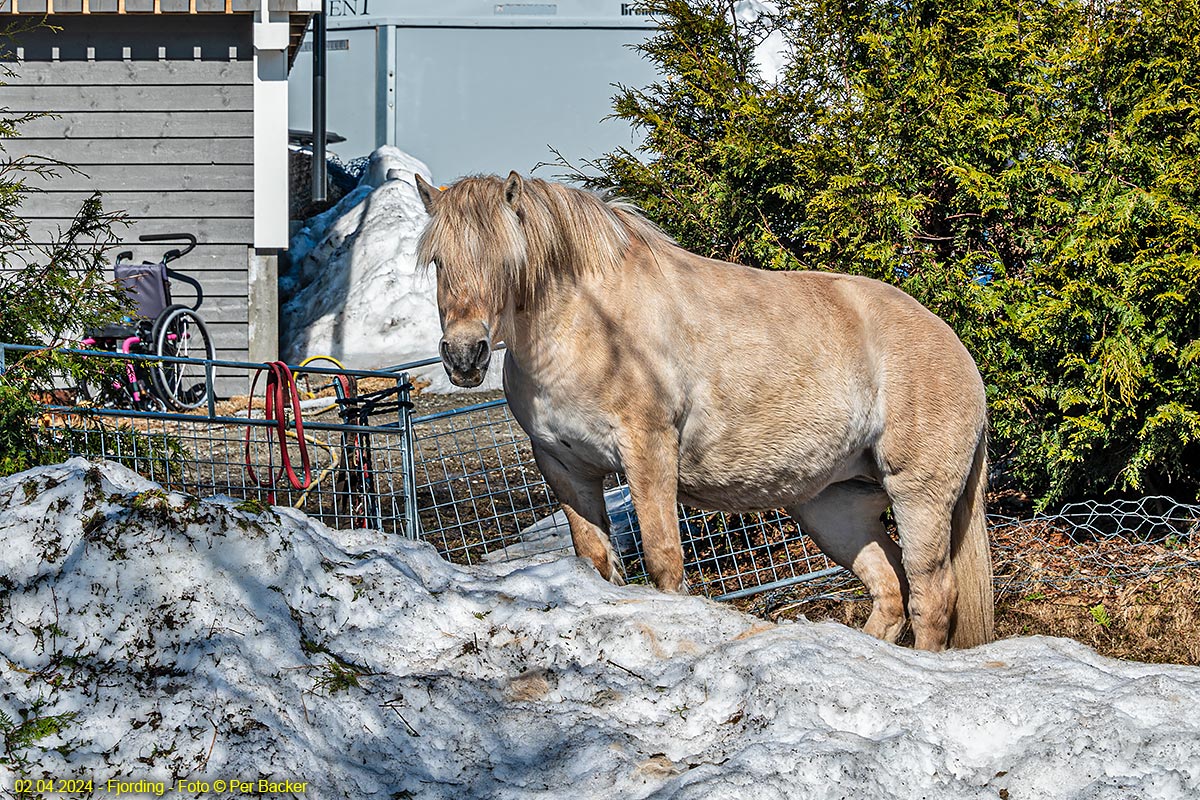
[205, 358, 216, 420]
[399, 372, 421, 540]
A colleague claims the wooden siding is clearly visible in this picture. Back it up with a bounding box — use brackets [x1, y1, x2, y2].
[4, 84, 254, 112]
[2, 0, 258, 13]
[5, 17, 258, 395]
[2, 0, 315, 13]
[17, 190, 253, 218]
[23, 164, 254, 191]
[22, 217, 254, 244]
[6, 61, 252, 86]
[17, 111, 253, 138]
[11, 137, 254, 164]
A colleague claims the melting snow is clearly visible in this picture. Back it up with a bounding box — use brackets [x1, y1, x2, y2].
[280, 146, 502, 393]
[1, 459, 1198, 799]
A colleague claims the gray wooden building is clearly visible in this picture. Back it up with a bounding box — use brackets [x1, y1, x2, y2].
[3, 2, 315, 394]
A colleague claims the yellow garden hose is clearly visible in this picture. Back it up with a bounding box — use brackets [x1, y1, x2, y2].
[290, 354, 348, 509]
[296, 354, 347, 413]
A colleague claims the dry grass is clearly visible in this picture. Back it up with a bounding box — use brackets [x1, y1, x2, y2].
[755, 577, 1200, 665]
[995, 574, 1200, 665]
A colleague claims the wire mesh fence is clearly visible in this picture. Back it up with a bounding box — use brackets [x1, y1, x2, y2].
[410, 399, 562, 564]
[13, 344, 416, 537]
[990, 497, 1200, 601]
[750, 496, 1200, 617]
[38, 409, 414, 533]
[5, 342, 1198, 608]
[405, 396, 838, 599]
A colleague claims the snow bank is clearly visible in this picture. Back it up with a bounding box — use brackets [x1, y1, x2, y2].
[281, 146, 502, 392]
[2, 459, 1199, 799]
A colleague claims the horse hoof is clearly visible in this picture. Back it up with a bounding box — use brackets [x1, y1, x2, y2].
[658, 577, 689, 595]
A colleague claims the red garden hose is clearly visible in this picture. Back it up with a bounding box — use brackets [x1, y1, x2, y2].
[245, 361, 313, 499]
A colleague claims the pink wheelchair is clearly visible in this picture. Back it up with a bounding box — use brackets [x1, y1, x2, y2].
[81, 233, 214, 411]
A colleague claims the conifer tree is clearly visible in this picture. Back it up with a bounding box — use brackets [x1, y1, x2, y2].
[0, 23, 125, 475]
[590, 0, 1200, 504]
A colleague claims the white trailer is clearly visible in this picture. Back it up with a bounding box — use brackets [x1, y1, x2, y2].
[288, 0, 658, 182]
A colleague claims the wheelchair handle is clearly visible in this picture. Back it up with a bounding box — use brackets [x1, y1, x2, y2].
[165, 268, 205, 311]
[139, 233, 197, 262]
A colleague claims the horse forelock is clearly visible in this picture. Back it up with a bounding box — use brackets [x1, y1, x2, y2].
[416, 176, 527, 306]
[417, 175, 675, 307]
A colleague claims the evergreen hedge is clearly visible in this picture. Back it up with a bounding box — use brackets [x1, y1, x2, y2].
[587, 0, 1200, 506]
[0, 24, 126, 476]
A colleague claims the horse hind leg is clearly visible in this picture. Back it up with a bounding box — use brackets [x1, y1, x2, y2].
[788, 482, 907, 643]
[884, 476, 958, 652]
[884, 434, 994, 650]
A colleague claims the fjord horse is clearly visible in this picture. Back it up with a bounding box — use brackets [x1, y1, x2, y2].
[415, 172, 993, 650]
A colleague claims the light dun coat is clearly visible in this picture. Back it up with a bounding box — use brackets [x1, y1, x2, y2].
[415, 171, 994, 650]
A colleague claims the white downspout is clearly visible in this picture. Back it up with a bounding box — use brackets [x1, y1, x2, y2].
[252, 6, 292, 249]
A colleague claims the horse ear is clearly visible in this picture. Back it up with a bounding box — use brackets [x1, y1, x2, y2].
[504, 171, 524, 207]
[415, 173, 439, 213]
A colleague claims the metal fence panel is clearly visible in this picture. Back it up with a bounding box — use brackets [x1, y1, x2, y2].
[406, 398, 840, 599]
[6, 342, 1198, 607]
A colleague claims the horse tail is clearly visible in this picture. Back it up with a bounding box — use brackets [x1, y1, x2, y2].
[949, 430, 995, 648]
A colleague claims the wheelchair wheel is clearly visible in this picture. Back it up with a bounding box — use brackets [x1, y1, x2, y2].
[149, 304, 214, 410]
[79, 360, 131, 409]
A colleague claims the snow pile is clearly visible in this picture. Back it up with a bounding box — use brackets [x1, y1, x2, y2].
[3, 459, 1200, 799]
[281, 146, 502, 392]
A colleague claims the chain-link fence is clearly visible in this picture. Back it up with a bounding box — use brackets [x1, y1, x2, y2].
[990, 497, 1200, 601]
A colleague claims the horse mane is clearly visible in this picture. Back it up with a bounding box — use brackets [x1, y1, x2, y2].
[416, 174, 676, 306]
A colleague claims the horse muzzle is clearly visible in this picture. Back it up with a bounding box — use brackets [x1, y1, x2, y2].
[440, 337, 492, 388]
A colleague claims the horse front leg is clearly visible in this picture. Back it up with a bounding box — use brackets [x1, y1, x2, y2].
[531, 444, 624, 585]
[620, 429, 686, 593]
